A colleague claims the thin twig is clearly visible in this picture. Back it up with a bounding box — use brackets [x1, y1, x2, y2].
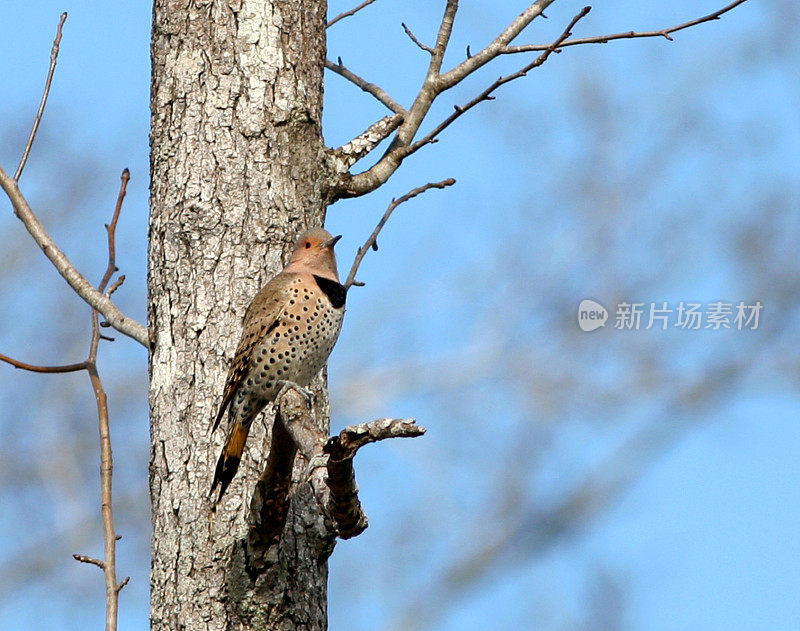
[14, 12, 67, 182]
[0, 353, 86, 373]
[327, 0, 378, 28]
[86, 355, 118, 631]
[98, 169, 129, 294]
[106, 275, 126, 298]
[84, 169, 131, 631]
[344, 178, 455, 290]
[325, 58, 406, 114]
[402, 23, 435, 54]
[73, 554, 105, 569]
[504, 0, 749, 53]
[410, 7, 591, 153]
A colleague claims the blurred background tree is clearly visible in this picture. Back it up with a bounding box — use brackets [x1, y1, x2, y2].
[0, 1, 797, 629]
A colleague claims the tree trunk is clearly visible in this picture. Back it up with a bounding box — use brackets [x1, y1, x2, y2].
[148, 0, 332, 628]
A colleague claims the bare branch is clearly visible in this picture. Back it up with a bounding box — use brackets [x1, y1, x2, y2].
[402, 22, 435, 55]
[5, 28, 135, 620]
[116, 577, 130, 593]
[14, 12, 67, 182]
[326, 417, 426, 460]
[428, 0, 460, 79]
[4, 169, 132, 631]
[504, 0, 750, 53]
[327, 0, 378, 28]
[334, 0, 747, 200]
[410, 7, 591, 153]
[86, 356, 121, 631]
[325, 418, 425, 538]
[325, 58, 406, 114]
[80, 169, 130, 631]
[97, 169, 129, 296]
[344, 178, 455, 290]
[436, 0, 555, 92]
[335, 0, 553, 198]
[0, 172, 131, 372]
[330, 113, 404, 171]
[0, 352, 86, 373]
[271, 388, 425, 540]
[0, 166, 149, 347]
[73, 554, 105, 569]
[106, 274, 126, 298]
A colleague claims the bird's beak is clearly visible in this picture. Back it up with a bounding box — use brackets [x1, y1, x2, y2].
[321, 235, 342, 249]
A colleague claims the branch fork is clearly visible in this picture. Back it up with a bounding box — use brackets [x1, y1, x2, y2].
[325, 0, 750, 200]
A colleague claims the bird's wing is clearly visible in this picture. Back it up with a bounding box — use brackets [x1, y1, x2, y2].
[211, 273, 297, 433]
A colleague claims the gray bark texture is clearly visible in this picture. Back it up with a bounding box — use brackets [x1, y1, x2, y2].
[148, 0, 334, 628]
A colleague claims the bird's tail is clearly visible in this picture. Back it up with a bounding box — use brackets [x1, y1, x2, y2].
[210, 421, 250, 506]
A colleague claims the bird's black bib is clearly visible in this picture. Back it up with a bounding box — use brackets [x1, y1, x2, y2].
[313, 275, 346, 309]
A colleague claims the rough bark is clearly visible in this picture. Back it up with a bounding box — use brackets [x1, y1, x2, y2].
[148, 0, 332, 629]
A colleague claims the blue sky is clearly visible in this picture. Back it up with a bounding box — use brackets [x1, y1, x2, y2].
[1, 1, 798, 629]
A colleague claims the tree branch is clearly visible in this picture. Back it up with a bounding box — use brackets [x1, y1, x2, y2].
[14, 12, 67, 182]
[327, 0, 378, 28]
[333, 0, 553, 199]
[344, 178, 456, 290]
[325, 418, 425, 539]
[410, 7, 591, 153]
[0, 166, 149, 347]
[0, 352, 86, 373]
[84, 169, 128, 631]
[402, 22, 435, 55]
[1, 13, 147, 347]
[504, 0, 749, 53]
[435, 0, 556, 92]
[270, 388, 426, 539]
[325, 57, 406, 114]
[329, 113, 405, 172]
[427, 0, 460, 79]
[73, 554, 105, 569]
[3, 168, 132, 631]
[330, 0, 748, 200]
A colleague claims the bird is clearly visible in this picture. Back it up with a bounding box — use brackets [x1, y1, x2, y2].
[210, 227, 346, 505]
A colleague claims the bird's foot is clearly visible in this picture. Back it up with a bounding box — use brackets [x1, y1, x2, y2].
[276, 380, 315, 408]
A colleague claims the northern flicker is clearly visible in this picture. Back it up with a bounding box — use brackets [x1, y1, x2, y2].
[210, 227, 346, 504]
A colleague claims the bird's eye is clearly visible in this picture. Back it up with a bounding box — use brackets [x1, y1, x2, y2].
[305, 242, 311, 249]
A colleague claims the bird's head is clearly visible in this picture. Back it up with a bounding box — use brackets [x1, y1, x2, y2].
[286, 227, 342, 281]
